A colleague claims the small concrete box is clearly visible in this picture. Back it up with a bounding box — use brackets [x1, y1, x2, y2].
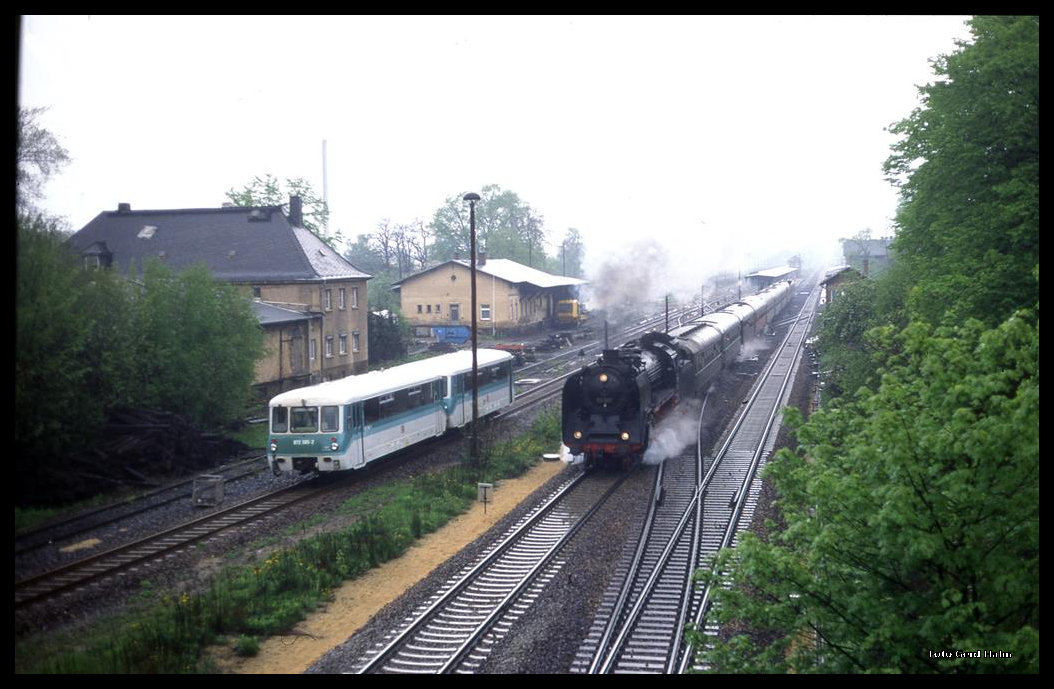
[193, 474, 224, 507]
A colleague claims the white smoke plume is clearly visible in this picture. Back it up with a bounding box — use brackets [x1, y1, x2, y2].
[642, 395, 707, 465]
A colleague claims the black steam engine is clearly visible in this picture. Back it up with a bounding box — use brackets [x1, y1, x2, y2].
[562, 281, 792, 469]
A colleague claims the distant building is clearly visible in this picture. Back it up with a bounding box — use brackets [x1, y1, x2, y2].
[67, 198, 371, 398]
[745, 265, 799, 291]
[819, 266, 863, 305]
[841, 236, 894, 276]
[393, 255, 587, 337]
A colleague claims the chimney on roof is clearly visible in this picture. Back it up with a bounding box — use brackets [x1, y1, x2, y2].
[289, 195, 303, 227]
[117, 203, 131, 213]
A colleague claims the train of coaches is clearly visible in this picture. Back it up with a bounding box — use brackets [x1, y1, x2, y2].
[267, 281, 793, 475]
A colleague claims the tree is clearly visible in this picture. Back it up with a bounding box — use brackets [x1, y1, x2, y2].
[696, 18, 1041, 673]
[814, 275, 879, 399]
[16, 215, 102, 457]
[695, 313, 1039, 673]
[884, 16, 1039, 326]
[226, 174, 343, 249]
[132, 261, 265, 427]
[16, 106, 71, 217]
[429, 184, 550, 267]
[17, 216, 265, 461]
[558, 228, 586, 278]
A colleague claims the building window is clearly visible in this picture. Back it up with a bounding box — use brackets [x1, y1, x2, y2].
[309, 338, 317, 361]
[324, 289, 332, 311]
[338, 288, 346, 310]
[339, 333, 347, 355]
[351, 287, 359, 308]
[325, 335, 334, 358]
[252, 286, 261, 298]
[417, 304, 423, 314]
[427, 305, 432, 314]
[435, 304, 441, 313]
[481, 304, 491, 321]
[352, 331, 361, 353]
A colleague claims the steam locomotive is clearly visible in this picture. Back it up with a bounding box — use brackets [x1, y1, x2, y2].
[561, 281, 792, 469]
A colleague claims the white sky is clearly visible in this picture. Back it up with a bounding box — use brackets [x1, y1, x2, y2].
[19, 15, 972, 295]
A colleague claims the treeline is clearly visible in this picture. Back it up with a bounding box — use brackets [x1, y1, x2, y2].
[16, 215, 265, 499]
[346, 184, 586, 312]
[695, 17, 1038, 673]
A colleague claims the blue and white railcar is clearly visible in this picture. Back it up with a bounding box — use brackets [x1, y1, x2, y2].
[439, 349, 516, 428]
[268, 349, 515, 475]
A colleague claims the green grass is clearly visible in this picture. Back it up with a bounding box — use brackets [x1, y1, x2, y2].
[15, 408, 563, 674]
[229, 421, 268, 450]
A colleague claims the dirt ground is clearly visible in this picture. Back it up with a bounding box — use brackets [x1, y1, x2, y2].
[208, 458, 569, 674]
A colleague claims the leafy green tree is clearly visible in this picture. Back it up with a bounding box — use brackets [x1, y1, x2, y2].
[16, 106, 71, 217]
[558, 227, 586, 278]
[226, 174, 343, 248]
[132, 261, 265, 427]
[697, 17, 1040, 674]
[430, 184, 549, 267]
[368, 311, 408, 365]
[884, 16, 1038, 326]
[696, 312, 1039, 673]
[16, 215, 98, 456]
[814, 276, 879, 399]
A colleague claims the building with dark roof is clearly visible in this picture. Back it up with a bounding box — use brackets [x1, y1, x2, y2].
[68, 198, 371, 397]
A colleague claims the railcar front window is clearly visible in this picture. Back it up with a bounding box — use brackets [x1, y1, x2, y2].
[321, 405, 340, 432]
[272, 407, 288, 433]
[291, 407, 319, 433]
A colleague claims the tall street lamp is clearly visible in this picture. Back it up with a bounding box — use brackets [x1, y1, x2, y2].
[463, 192, 481, 467]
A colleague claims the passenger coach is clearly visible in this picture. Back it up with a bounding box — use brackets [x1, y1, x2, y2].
[269, 349, 515, 474]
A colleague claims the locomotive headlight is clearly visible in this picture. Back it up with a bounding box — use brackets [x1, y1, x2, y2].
[269, 439, 277, 453]
[573, 430, 583, 439]
[598, 373, 609, 383]
[330, 437, 339, 451]
[620, 432, 630, 441]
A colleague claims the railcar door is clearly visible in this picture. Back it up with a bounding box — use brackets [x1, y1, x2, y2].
[449, 374, 466, 428]
[346, 403, 365, 469]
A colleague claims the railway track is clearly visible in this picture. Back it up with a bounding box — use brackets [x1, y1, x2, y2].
[14, 478, 329, 609]
[574, 280, 820, 673]
[15, 453, 270, 559]
[353, 470, 625, 674]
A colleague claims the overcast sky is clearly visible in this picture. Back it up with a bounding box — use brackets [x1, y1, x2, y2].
[19, 15, 972, 294]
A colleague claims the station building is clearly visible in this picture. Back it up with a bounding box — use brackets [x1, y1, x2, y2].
[746, 265, 800, 291]
[393, 254, 586, 339]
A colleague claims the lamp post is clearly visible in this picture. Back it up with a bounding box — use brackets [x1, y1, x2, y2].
[463, 192, 481, 467]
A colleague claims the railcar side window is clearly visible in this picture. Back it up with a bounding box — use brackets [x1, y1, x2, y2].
[291, 407, 319, 433]
[321, 405, 340, 432]
[364, 397, 380, 424]
[272, 406, 288, 433]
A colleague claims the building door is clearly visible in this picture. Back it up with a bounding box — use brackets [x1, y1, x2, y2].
[450, 304, 460, 322]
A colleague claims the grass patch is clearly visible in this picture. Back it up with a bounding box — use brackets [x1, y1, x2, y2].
[15, 408, 562, 674]
[229, 422, 268, 450]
